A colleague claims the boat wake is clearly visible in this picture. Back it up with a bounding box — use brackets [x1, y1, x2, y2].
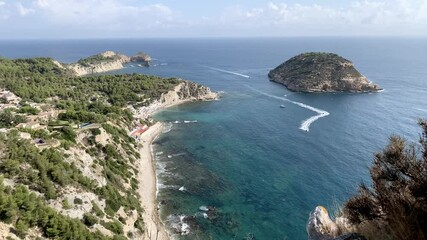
[204, 66, 250, 78]
[246, 86, 330, 132]
[415, 108, 427, 113]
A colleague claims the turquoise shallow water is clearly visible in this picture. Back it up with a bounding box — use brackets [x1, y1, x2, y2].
[1, 38, 426, 239]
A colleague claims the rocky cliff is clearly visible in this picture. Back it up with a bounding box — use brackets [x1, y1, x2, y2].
[134, 80, 219, 119]
[307, 206, 366, 240]
[130, 52, 152, 66]
[65, 51, 152, 76]
[268, 52, 381, 93]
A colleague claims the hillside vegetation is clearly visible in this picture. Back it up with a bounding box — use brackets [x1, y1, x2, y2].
[0, 56, 182, 239]
[341, 120, 427, 240]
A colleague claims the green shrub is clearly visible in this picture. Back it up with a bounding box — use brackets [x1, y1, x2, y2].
[92, 201, 105, 218]
[102, 220, 123, 235]
[17, 106, 40, 115]
[83, 213, 98, 227]
[0, 109, 26, 128]
[91, 128, 101, 136]
[74, 198, 83, 205]
[62, 199, 71, 210]
[343, 120, 427, 240]
[59, 126, 76, 142]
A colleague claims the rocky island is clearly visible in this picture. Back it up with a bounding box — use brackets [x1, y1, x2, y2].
[268, 52, 381, 93]
[64, 51, 152, 76]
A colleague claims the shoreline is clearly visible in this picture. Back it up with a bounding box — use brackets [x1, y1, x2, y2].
[136, 84, 219, 239]
[137, 122, 170, 240]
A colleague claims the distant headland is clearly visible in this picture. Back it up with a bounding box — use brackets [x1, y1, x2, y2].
[60, 51, 152, 76]
[268, 52, 381, 93]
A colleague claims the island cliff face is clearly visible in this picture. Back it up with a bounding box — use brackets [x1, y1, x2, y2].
[268, 52, 381, 93]
[134, 80, 219, 119]
[65, 51, 152, 76]
[130, 52, 152, 66]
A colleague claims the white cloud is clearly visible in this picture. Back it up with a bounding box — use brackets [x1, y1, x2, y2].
[16, 2, 34, 16]
[32, 0, 176, 29]
[1, 0, 427, 37]
[213, 0, 427, 36]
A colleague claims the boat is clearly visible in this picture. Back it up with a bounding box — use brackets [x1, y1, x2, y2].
[280, 105, 285, 108]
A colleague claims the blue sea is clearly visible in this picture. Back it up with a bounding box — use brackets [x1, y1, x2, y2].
[1, 38, 426, 239]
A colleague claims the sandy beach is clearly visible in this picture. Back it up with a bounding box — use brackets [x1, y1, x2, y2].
[137, 122, 170, 240]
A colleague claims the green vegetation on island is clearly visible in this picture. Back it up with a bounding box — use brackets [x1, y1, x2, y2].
[77, 53, 119, 67]
[269, 52, 381, 92]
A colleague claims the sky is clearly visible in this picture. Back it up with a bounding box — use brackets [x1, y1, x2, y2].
[0, 0, 426, 38]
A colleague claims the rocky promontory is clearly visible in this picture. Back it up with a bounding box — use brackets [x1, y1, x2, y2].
[130, 52, 152, 66]
[268, 52, 381, 93]
[64, 51, 152, 76]
[134, 80, 219, 119]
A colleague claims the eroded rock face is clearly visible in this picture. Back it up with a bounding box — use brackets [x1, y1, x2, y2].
[269, 52, 381, 93]
[307, 206, 367, 240]
[64, 51, 152, 76]
[174, 81, 218, 101]
[67, 61, 124, 76]
[130, 52, 152, 66]
[307, 206, 339, 240]
[133, 80, 219, 119]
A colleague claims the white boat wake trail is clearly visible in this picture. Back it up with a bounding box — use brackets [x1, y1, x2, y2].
[204, 66, 250, 78]
[246, 86, 330, 132]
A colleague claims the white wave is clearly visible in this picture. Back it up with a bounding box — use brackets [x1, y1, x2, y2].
[180, 120, 198, 124]
[156, 151, 164, 156]
[163, 123, 173, 133]
[246, 85, 330, 132]
[415, 108, 427, 113]
[204, 66, 250, 78]
[167, 152, 186, 159]
[166, 215, 191, 235]
[179, 186, 186, 192]
[199, 206, 209, 212]
[171, 152, 186, 158]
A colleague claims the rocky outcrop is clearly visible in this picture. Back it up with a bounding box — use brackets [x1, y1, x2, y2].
[168, 80, 218, 102]
[307, 206, 366, 240]
[65, 51, 152, 76]
[269, 52, 381, 93]
[134, 80, 219, 119]
[130, 52, 152, 66]
[67, 60, 123, 76]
